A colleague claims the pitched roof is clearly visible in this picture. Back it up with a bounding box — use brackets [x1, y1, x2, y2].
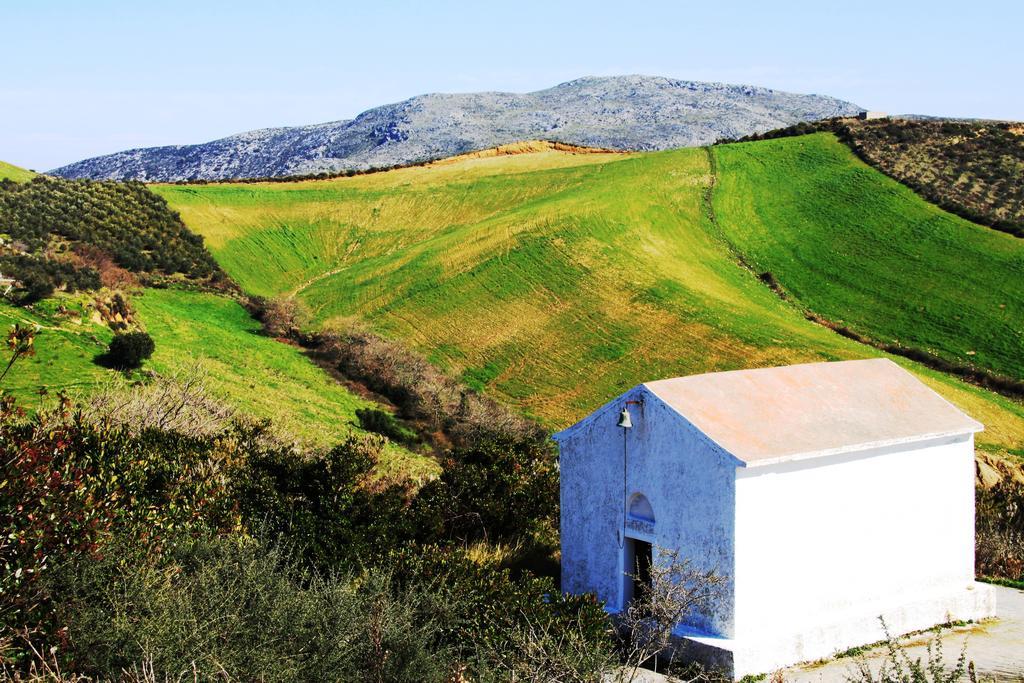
[643, 359, 982, 466]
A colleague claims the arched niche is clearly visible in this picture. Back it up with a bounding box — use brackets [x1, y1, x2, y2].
[628, 492, 655, 523]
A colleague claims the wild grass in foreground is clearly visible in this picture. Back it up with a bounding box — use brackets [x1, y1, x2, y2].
[0, 336, 612, 681]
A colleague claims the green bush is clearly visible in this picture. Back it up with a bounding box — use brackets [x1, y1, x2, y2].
[355, 407, 418, 445]
[0, 365, 603, 680]
[52, 533, 455, 682]
[230, 432, 412, 568]
[388, 544, 613, 680]
[0, 409, 241, 660]
[101, 331, 155, 369]
[411, 438, 559, 544]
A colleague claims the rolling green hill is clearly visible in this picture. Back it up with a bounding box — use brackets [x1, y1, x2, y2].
[0, 159, 427, 475]
[712, 133, 1024, 383]
[0, 160, 36, 182]
[0, 289, 428, 476]
[0, 296, 114, 399]
[154, 141, 1024, 460]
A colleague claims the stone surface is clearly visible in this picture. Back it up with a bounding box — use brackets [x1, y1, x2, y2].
[605, 586, 1023, 681]
[782, 584, 1024, 682]
[50, 75, 862, 181]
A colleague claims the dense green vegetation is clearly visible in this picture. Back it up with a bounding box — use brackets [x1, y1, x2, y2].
[712, 133, 1024, 383]
[100, 330, 154, 369]
[155, 142, 1024, 461]
[0, 175, 224, 303]
[0, 355, 609, 680]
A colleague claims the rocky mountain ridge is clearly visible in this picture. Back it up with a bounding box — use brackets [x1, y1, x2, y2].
[52, 75, 862, 181]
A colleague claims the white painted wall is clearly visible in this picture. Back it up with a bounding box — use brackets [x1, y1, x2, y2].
[558, 386, 738, 636]
[733, 434, 980, 653]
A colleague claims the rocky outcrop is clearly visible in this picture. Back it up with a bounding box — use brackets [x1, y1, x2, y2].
[976, 451, 1024, 489]
[52, 75, 862, 182]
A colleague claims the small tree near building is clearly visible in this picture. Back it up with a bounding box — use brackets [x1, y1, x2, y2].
[616, 547, 728, 682]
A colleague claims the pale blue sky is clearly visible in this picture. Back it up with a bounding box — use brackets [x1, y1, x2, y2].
[3, 0, 1021, 170]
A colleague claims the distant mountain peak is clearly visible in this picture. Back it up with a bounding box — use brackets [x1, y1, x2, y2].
[51, 75, 862, 182]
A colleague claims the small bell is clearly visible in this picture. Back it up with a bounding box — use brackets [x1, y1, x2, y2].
[617, 407, 633, 429]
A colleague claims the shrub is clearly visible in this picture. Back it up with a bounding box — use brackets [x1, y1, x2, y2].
[0, 412, 116, 650]
[0, 406, 241, 661]
[0, 255, 100, 306]
[846, 620, 974, 683]
[411, 438, 559, 544]
[0, 337, 604, 680]
[388, 545, 613, 680]
[255, 296, 308, 338]
[230, 433, 412, 569]
[320, 328, 544, 447]
[50, 534, 455, 682]
[976, 482, 1024, 582]
[100, 331, 155, 370]
[82, 367, 235, 438]
[355, 407, 418, 445]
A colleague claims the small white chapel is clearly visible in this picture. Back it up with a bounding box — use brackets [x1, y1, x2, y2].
[555, 358, 996, 679]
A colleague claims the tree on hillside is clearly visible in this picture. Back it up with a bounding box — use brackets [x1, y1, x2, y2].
[100, 331, 155, 370]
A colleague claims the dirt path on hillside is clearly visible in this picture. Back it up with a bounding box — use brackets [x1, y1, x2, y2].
[289, 265, 350, 298]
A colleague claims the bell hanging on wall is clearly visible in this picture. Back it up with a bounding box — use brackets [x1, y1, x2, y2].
[617, 407, 633, 429]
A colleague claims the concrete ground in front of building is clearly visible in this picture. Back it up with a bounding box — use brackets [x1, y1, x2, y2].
[607, 584, 1023, 682]
[782, 584, 1023, 682]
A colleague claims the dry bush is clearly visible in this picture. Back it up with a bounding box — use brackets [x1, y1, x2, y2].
[319, 328, 544, 447]
[496, 615, 614, 683]
[257, 296, 309, 339]
[614, 547, 729, 682]
[68, 245, 138, 290]
[976, 482, 1024, 581]
[79, 366, 235, 438]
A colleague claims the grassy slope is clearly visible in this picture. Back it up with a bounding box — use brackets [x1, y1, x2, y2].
[0, 297, 113, 400]
[0, 289, 429, 476]
[0, 160, 36, 182]
[712, 133, 1024, 382]
[154, 145, 1024, 459]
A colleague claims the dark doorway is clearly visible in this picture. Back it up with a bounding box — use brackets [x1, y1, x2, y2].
[628, 539, 653, 611]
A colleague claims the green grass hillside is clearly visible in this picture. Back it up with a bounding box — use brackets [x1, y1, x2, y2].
[712, 133, 1024, 382]
[0, 160, 36, 182]
[0, 289, 427, 475]
[0, 297, 113, 399]
[154, 143, 1024, 459]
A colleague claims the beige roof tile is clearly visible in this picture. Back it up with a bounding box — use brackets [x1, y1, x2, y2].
[643, 359, 982, 466]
